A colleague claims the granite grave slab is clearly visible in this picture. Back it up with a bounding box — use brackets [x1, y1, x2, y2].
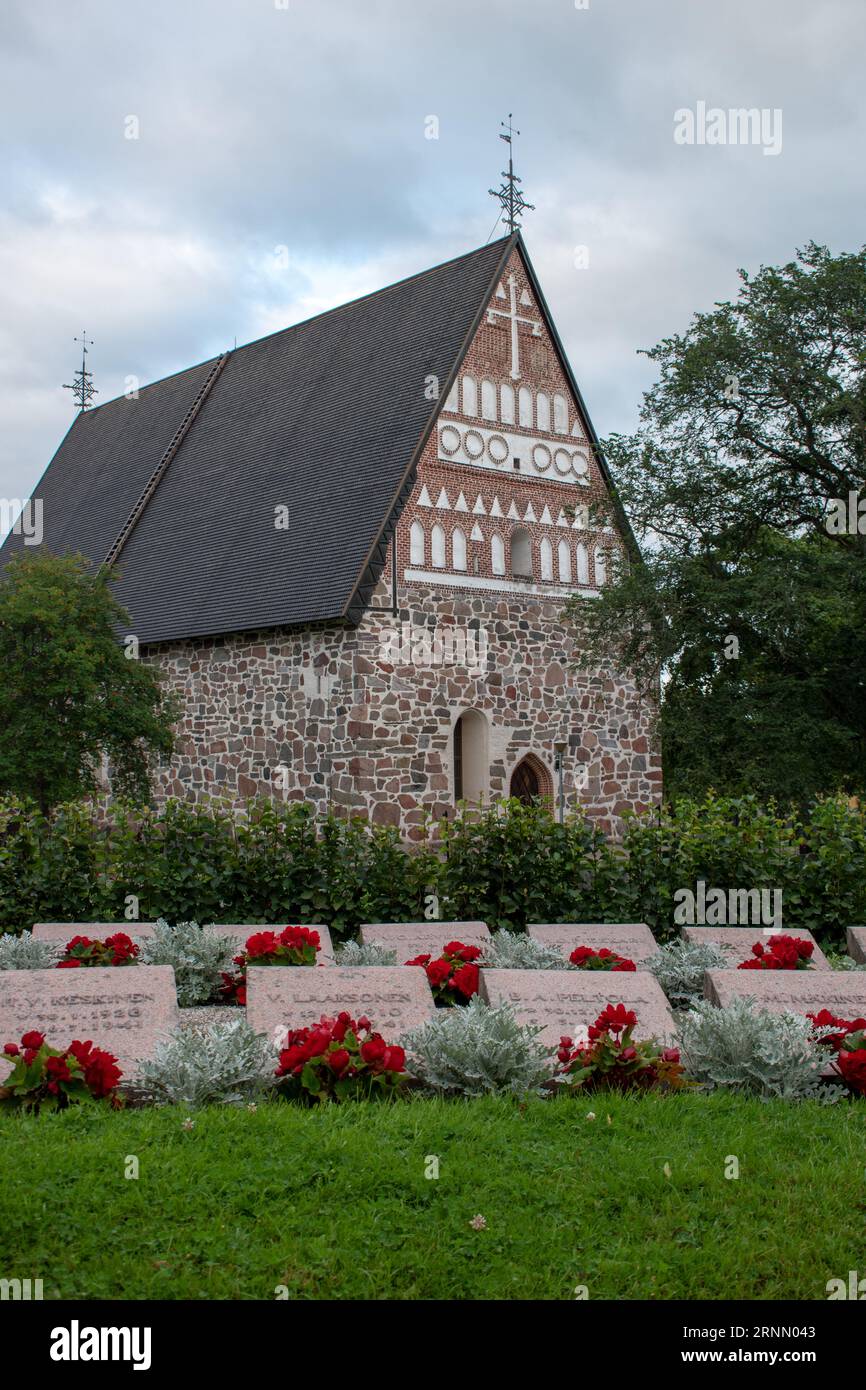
[846, 926, 866, 965]
[528, 923, 657, 964]
[480, 968, 676, 1048]
[32, 922, 158, 943]
[245, 965, 435, 1049]
[683, 925, 830, 969]
[358, 921, 490, 960]
[30, 921, 322, 957]
[0, 964, 178, 1081]
[704, 970, 866, 1017]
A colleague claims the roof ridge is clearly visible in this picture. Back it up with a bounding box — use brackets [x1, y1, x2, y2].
[79, 235, 515, 415]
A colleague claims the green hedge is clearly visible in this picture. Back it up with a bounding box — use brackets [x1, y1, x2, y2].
[0, 793, 863, 947]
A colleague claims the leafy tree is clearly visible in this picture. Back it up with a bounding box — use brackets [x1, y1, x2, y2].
[572, 242, 866, 802]
[0, 551, 176, 812]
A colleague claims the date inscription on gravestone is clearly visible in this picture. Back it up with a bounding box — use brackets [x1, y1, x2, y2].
[0, 965, 178, 1080]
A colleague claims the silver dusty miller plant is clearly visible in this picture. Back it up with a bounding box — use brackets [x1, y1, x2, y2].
[644, 939, 731, 1009]
[139, 920, 239, 1006]
[402, 995, 554, 1097]
[336, 940, 398, 967]
[480, 930, 570, 971]
[676, 997, 841, 1102]
[138, 1018, 275, 1107]
[0, 930, 59, 970]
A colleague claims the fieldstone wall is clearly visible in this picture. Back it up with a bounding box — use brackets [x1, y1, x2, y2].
[145, 569, 660, 839]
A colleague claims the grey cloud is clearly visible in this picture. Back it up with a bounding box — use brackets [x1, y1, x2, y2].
[1, 0, 864, 516]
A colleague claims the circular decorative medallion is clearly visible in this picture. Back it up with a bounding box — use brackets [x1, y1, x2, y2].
[439, 422, 461, 455]
[440, 425, 461, 455]
[572, 450, 590, 480]
[487, 433, 509, 464]
[554, 447, 572, 475]
[532, 442, 551, 471]
[463, 429, 484, 459]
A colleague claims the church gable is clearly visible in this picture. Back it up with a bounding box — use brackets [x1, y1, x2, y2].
[398, 244, 623, 596]
[454, 249, 590, 437]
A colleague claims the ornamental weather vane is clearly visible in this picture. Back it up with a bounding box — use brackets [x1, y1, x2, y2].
[488, 115, 535, 233]
[63, 331, 98, 411]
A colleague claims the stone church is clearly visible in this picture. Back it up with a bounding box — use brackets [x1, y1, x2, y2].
[1, 232, 661, 837]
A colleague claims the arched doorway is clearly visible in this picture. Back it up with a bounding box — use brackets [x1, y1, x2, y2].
[508, 753, 553, 805]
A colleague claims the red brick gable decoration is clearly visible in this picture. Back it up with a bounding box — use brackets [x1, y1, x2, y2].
[394, 246, 620, 597]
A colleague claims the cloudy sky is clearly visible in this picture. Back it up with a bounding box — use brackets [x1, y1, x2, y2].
[1, 0, 863, 528]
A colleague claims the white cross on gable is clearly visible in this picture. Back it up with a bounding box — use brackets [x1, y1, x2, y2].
[486, 273, 542, 380]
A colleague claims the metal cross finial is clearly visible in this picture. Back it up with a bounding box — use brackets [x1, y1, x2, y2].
[488, 115, 535, 234]
[63, 331, 98, 411]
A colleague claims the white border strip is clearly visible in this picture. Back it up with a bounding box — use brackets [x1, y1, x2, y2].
[404, 568, 600, 599]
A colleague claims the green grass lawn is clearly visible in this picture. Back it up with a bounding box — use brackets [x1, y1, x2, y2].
[1, 1092, 863, 1300]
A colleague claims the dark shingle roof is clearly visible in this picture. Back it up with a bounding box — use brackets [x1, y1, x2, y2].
[1, 235, 516, 644]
